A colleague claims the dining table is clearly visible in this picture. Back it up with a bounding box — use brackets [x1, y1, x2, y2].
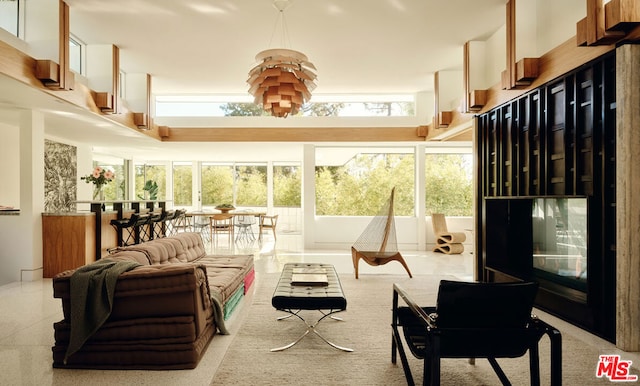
[184, 210, 266, 233]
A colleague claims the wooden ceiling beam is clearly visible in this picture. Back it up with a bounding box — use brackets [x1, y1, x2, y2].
[163, 127, 426, 142]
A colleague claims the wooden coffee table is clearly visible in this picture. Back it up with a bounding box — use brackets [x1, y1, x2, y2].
[271, 263, 352, 352]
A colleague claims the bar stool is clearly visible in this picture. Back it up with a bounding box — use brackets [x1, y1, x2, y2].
[163, 210, 177, 236]
[170, 209, 188, 234]
[151, 210, 168, 239]
[137, 213, 153, 243]
[110, 213, 151, 247]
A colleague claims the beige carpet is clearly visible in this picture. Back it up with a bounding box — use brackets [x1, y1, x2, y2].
[211, 273, 637, 385]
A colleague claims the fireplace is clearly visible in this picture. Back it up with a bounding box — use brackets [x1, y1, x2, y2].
[532, 197, 587, 299]
[482, 196, 614, 341]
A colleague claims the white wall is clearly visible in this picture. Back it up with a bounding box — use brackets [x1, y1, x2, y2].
[23, 0, 59, 61]
[516, 0, 539, 61]
[536, 0, 586, 55]
[0, 110, 46, 286]
[484, 25, 506, 87]
[0, 121, 20, 208]
[438, 70, 463, 111]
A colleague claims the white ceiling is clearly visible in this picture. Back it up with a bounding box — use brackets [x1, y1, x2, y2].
[1, 0, 506, 161]
[64, 0, 506, 96]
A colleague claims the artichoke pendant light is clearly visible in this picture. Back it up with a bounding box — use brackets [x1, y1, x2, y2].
[247, 0, 317, 118]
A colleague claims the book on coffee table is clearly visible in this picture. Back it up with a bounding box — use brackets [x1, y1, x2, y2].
[291, 273, 329, 286]
[292, 267, 326, 274]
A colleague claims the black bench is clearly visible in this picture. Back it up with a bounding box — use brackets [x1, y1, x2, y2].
[271, 263, 352, 352]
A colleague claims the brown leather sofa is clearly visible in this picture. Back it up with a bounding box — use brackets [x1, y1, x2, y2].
[51, 232, 254, 369]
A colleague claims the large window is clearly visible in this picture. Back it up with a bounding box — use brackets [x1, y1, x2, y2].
[201, 163, 267, 207]
[315, 147, 415, 216]
[0, 0, 19, 37]
[235, 164, 267, 207]
[172, 162, 192, 206]
[135, 163, 165, 200]
[201, 163, 233, 207]
[93, 157, 127, 201]
[155, 94, 415, 117]
[69, 35, 84, 74]
[273, 163, 301, 207]
[425, 152, 473, 216]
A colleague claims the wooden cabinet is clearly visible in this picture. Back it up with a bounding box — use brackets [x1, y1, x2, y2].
[42, 213, 96, 278]
[476, 50, 617, 342]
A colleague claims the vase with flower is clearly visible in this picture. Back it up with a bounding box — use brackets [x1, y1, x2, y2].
[81, 166, 115, 202]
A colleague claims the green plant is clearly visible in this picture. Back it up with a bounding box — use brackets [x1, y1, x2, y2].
[142, 179, 159, 200]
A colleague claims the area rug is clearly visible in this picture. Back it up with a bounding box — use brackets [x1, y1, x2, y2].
[211, 273, 637, 385]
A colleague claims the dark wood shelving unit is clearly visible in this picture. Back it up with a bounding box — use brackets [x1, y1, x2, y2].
[476, 51, 617, 342]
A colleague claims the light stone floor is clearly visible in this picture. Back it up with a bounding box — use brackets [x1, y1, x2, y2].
[0, 231, 637, 385]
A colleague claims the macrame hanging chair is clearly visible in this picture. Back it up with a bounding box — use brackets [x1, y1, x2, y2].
[351, 187, 412, 279]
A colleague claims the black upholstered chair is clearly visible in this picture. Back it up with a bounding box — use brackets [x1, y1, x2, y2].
[391, 280, 562, 386]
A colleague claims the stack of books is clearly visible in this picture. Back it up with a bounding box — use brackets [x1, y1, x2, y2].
[290, 267, 328, 286]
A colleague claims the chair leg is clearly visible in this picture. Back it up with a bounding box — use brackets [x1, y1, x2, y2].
[395, 254, 413, 278]
[391, 325, 416, 385]
[487, 358, 512, 386]
[548, 328, 563, 386]
[429, 343, 441, 386]
[391, 290, 416, 385]
[351, 247, 361, 279]
[529, 345, 541, 386]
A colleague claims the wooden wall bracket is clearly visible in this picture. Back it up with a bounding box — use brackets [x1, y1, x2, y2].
[515, 58, 539, 85]
[133, 112, 148, 129]
[438, 111, 453, 127]
[469, 90, 488, 111]
[94, 92, 114, 112]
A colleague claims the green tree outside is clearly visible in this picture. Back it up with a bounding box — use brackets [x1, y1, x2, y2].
[235, 165, 267, 206]
[201, 164, 233, 206]
[219, 103, 265, 116]
[274, 164, 301, 207]
[315, 152, 415, 216]
[172, 163, 192, 206]
[165, 152, 471, 216]
[220, 102, 345, 117]
[425, 154, 473, 216]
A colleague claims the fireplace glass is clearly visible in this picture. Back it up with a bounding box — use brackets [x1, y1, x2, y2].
[532, 198, 587, 291]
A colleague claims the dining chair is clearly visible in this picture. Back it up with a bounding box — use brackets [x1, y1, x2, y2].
[259, 214, 278, 241]
[210, 213, 234, 245]
[234, 211, 256, 242]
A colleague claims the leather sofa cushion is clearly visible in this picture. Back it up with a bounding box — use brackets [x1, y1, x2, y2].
[114, 232, 206, 264]
[103, 250, 151, 265]
[198, 255, 254, 303]
[174, 232, 208, 262]
[120, 237, 186, 264]
[54, 264, 212, 325]
[54, 315, 198, 344]
[52, 321, 215, 370]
